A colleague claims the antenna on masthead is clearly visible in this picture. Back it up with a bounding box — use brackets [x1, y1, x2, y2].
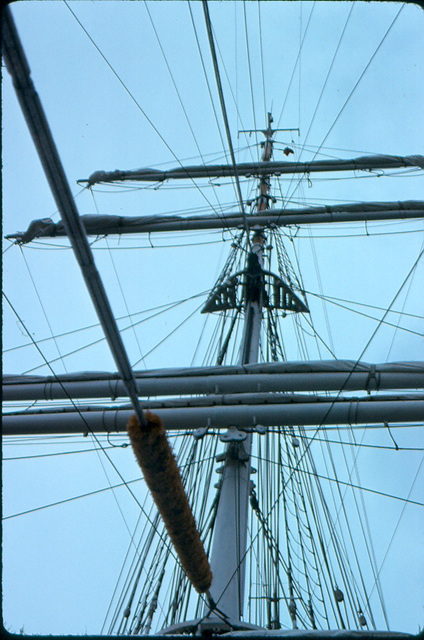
[242, 112, 299, 211]
[239, 111, 299, 160]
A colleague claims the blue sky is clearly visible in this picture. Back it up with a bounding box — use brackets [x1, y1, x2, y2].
[2, 1, 424, 635]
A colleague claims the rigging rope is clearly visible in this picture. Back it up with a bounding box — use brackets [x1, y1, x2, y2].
[202, 0, 252, 250]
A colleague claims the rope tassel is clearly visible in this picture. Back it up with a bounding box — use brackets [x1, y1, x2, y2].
[127, 411, 213, 593]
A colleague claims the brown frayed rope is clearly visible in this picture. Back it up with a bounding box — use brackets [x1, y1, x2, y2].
[127, 411, 212, 593]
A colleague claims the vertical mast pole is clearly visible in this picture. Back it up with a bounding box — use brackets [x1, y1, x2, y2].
[206, 116, 275, 624]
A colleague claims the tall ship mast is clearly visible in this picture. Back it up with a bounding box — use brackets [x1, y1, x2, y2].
[2, 1, 424, 637]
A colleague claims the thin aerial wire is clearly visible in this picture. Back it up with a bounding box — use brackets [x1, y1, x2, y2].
[281, 2, 354, 204]
[202, 0, 252, 250]
[3, 291, 180, 562]
[317, 425, 383, 628]
[19, 294, 207, 374]
[300, 3, 355, 159]
[315, 4, 405, 157]
[307, 291, 423, 338]
[3, 478, 142, 520]
[257, 1, 267, 121]
[187, 0, 230, 162]
[285, 4, 406, 205]
[131, 301, 205, 368]
[368, 453, 424, 601]
[4, 290, 209, 355]
[197, 4, 258, 167]
[386, 256, 420, 360]
[274, 244, 424, 504]
[63, 1, 238, 242]
[3, 445, 127, 461]
[242, 1, 259, 153]
[90, 189, 146, 368]
[276, 1, 316, 128]
[304, 290, 423, 321]
[307, 226, 335, 353]
[19, 246, 68, 373]
[142, 0, 234, 224]
[266, 457, 424, 509]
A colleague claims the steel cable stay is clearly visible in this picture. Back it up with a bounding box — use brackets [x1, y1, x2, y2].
[105, 432, 220, 634]
[257, 1, 267, 121]
[283, 2, 356, 205]
[322, 413, 392, 626]
[306, 295, 423, 338]
[242, 1, 260, 157]
[3, 445, 129, 462]
[386, 248, 422, 361]
[345, 436, 389, 628]
[366, 453, 424, 605]
[283, 443, 327, 628]
[115, 436, 211, 633]
[130, 300, 206, 369]
[304, 290, 423, 322]
[64, 2, 242, 246]
[90, 189, 146, 368]
[308, 225, 335, 355]
[285, 443, 342, 627]
[3, 292, 181, 567]
[91, 432, 155, 590]
[284, 466, 336, 629]
[311, 4, 405, 166]
[110, 483, 180, 633]
[16, 294, 208, 375]
[289, 442, 350, 618]
[202, 0, 252, 251]
[275, 409, 423, 520]
[298, 457, 352, 628]
[2, 478, 142, 521]
[258, 452, 424, 526]
[192, 312, 213, 367]
[276, 1, 317, 130]
[280, 441, 303, 627]
[281, 4, 406, 210]
[186, 0, 233, 169]
[122, 514, 171, 634]
[250, 450, 324, 629]
[301, 2, 354, 152]
[297, 314, 337, 359]
[19, 245, 69, 374]
[310, 428, 382, 629]
[101, 508, 154, 634]
[297, 446, 386, 628]
[141, 0, 239, 239]
[189, 2, 260, 169]
[119, 518, 168, 635]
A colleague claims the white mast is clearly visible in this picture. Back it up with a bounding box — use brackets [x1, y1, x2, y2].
[205, 114, 275, 627]
[206, 232, 265, 624]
